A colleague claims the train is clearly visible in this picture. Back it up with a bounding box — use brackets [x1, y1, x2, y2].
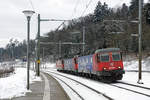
[56, 48, 125, 82]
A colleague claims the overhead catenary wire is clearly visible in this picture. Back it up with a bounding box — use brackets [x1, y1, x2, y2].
[51, 0, 93, 31]
[28, 0, 35, 11]
[27, 0, 36, 12]
[67, 0, 93, 30]
[80, 0, 93, 17]
[70, 0, 80, 19]
[56, 0, 81, 31]
[55, 21, 66, 31]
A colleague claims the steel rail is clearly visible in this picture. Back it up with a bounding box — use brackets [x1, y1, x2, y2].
[117, 81, 150, 90]
[109, 84, 150, 97]
[46, 71, 114, 100]
[51, 74, 84, 100]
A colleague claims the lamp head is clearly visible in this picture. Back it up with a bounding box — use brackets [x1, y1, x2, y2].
[22, 10, 35, 18]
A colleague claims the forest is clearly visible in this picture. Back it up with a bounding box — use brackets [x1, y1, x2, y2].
[1, 0, 150, 61]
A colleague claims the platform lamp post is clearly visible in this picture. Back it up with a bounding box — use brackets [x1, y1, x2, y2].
[22, 10, 35, 90]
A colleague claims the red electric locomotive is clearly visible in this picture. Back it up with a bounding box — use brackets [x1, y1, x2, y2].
[56, 48, 125, 82]
[93, 48, 125, 81]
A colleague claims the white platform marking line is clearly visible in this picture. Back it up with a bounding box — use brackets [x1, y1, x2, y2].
[41, 73, 50, 100]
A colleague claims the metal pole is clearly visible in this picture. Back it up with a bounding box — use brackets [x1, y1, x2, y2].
[37, 14, 40, 76]
[0, 49, 2, 62]
[12, 44, 14, 67]
[35, 40, 37, 72]
[83, 26, 85, 55]
[27, 16, 30, 90]
[43, 47, 44, 68]
[12, 46, 14, 61]
[59, 41, 61, 58]
[137, 0, 143, 84]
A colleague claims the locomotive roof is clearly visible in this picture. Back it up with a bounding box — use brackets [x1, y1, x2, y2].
[95, 48, 120, 53]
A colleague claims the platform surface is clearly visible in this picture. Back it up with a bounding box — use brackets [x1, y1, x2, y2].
[9, 72, 70, 100]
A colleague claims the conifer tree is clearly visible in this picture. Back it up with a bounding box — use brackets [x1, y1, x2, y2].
[94, 1, 109, 22]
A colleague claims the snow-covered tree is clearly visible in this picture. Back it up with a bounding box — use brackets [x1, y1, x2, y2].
[94, 1, 109, 22]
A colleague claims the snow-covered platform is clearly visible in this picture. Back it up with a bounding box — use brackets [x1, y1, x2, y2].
[0, 67, 70, 100]
[12, 78, 44, 100]
[11, 72, 70, 100]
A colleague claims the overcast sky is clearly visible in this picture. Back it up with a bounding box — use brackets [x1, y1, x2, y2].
[0, 0, 148, 48]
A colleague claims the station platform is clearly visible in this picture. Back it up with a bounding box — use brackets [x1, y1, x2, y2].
[11, 72, 70, 100]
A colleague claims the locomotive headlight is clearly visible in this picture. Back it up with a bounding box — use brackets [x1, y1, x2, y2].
[118, 66, 121, 69]
[103, 67, 106, 70]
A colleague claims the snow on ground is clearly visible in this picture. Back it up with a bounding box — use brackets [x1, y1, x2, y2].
[122, 72, 150, 87]
[44, 59, 150, 100]
[0, 57, 150, 100]
[42, 62, 55, 69]
[0, 67, 41, 99]
[122, 57, 150, 86]
[55, 76, 108, 100]
[46, 69, 150, 100]
[123, 56, 150, 71]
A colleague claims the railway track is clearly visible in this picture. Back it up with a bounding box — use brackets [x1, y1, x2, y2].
[51, 75, 84, 100]
[108, 83, 150, 97]
[125, 70, 150, 73]
[117, 81, 150, 90]
[46, 70, 150, 99]
[46, 71, 113, 100]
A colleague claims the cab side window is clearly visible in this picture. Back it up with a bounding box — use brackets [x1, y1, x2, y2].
[112, 52, 121, 61]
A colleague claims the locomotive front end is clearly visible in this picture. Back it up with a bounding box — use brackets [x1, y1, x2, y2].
[95, 48, 125, 81]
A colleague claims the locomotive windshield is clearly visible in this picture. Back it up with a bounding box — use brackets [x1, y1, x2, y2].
[112, 52, 121, 61]
[100, 54, 109, 62]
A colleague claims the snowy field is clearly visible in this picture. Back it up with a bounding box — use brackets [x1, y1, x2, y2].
[0, 67, 41, 99]
[124, 57, 150, 71]
[0, 58, 150, 99]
